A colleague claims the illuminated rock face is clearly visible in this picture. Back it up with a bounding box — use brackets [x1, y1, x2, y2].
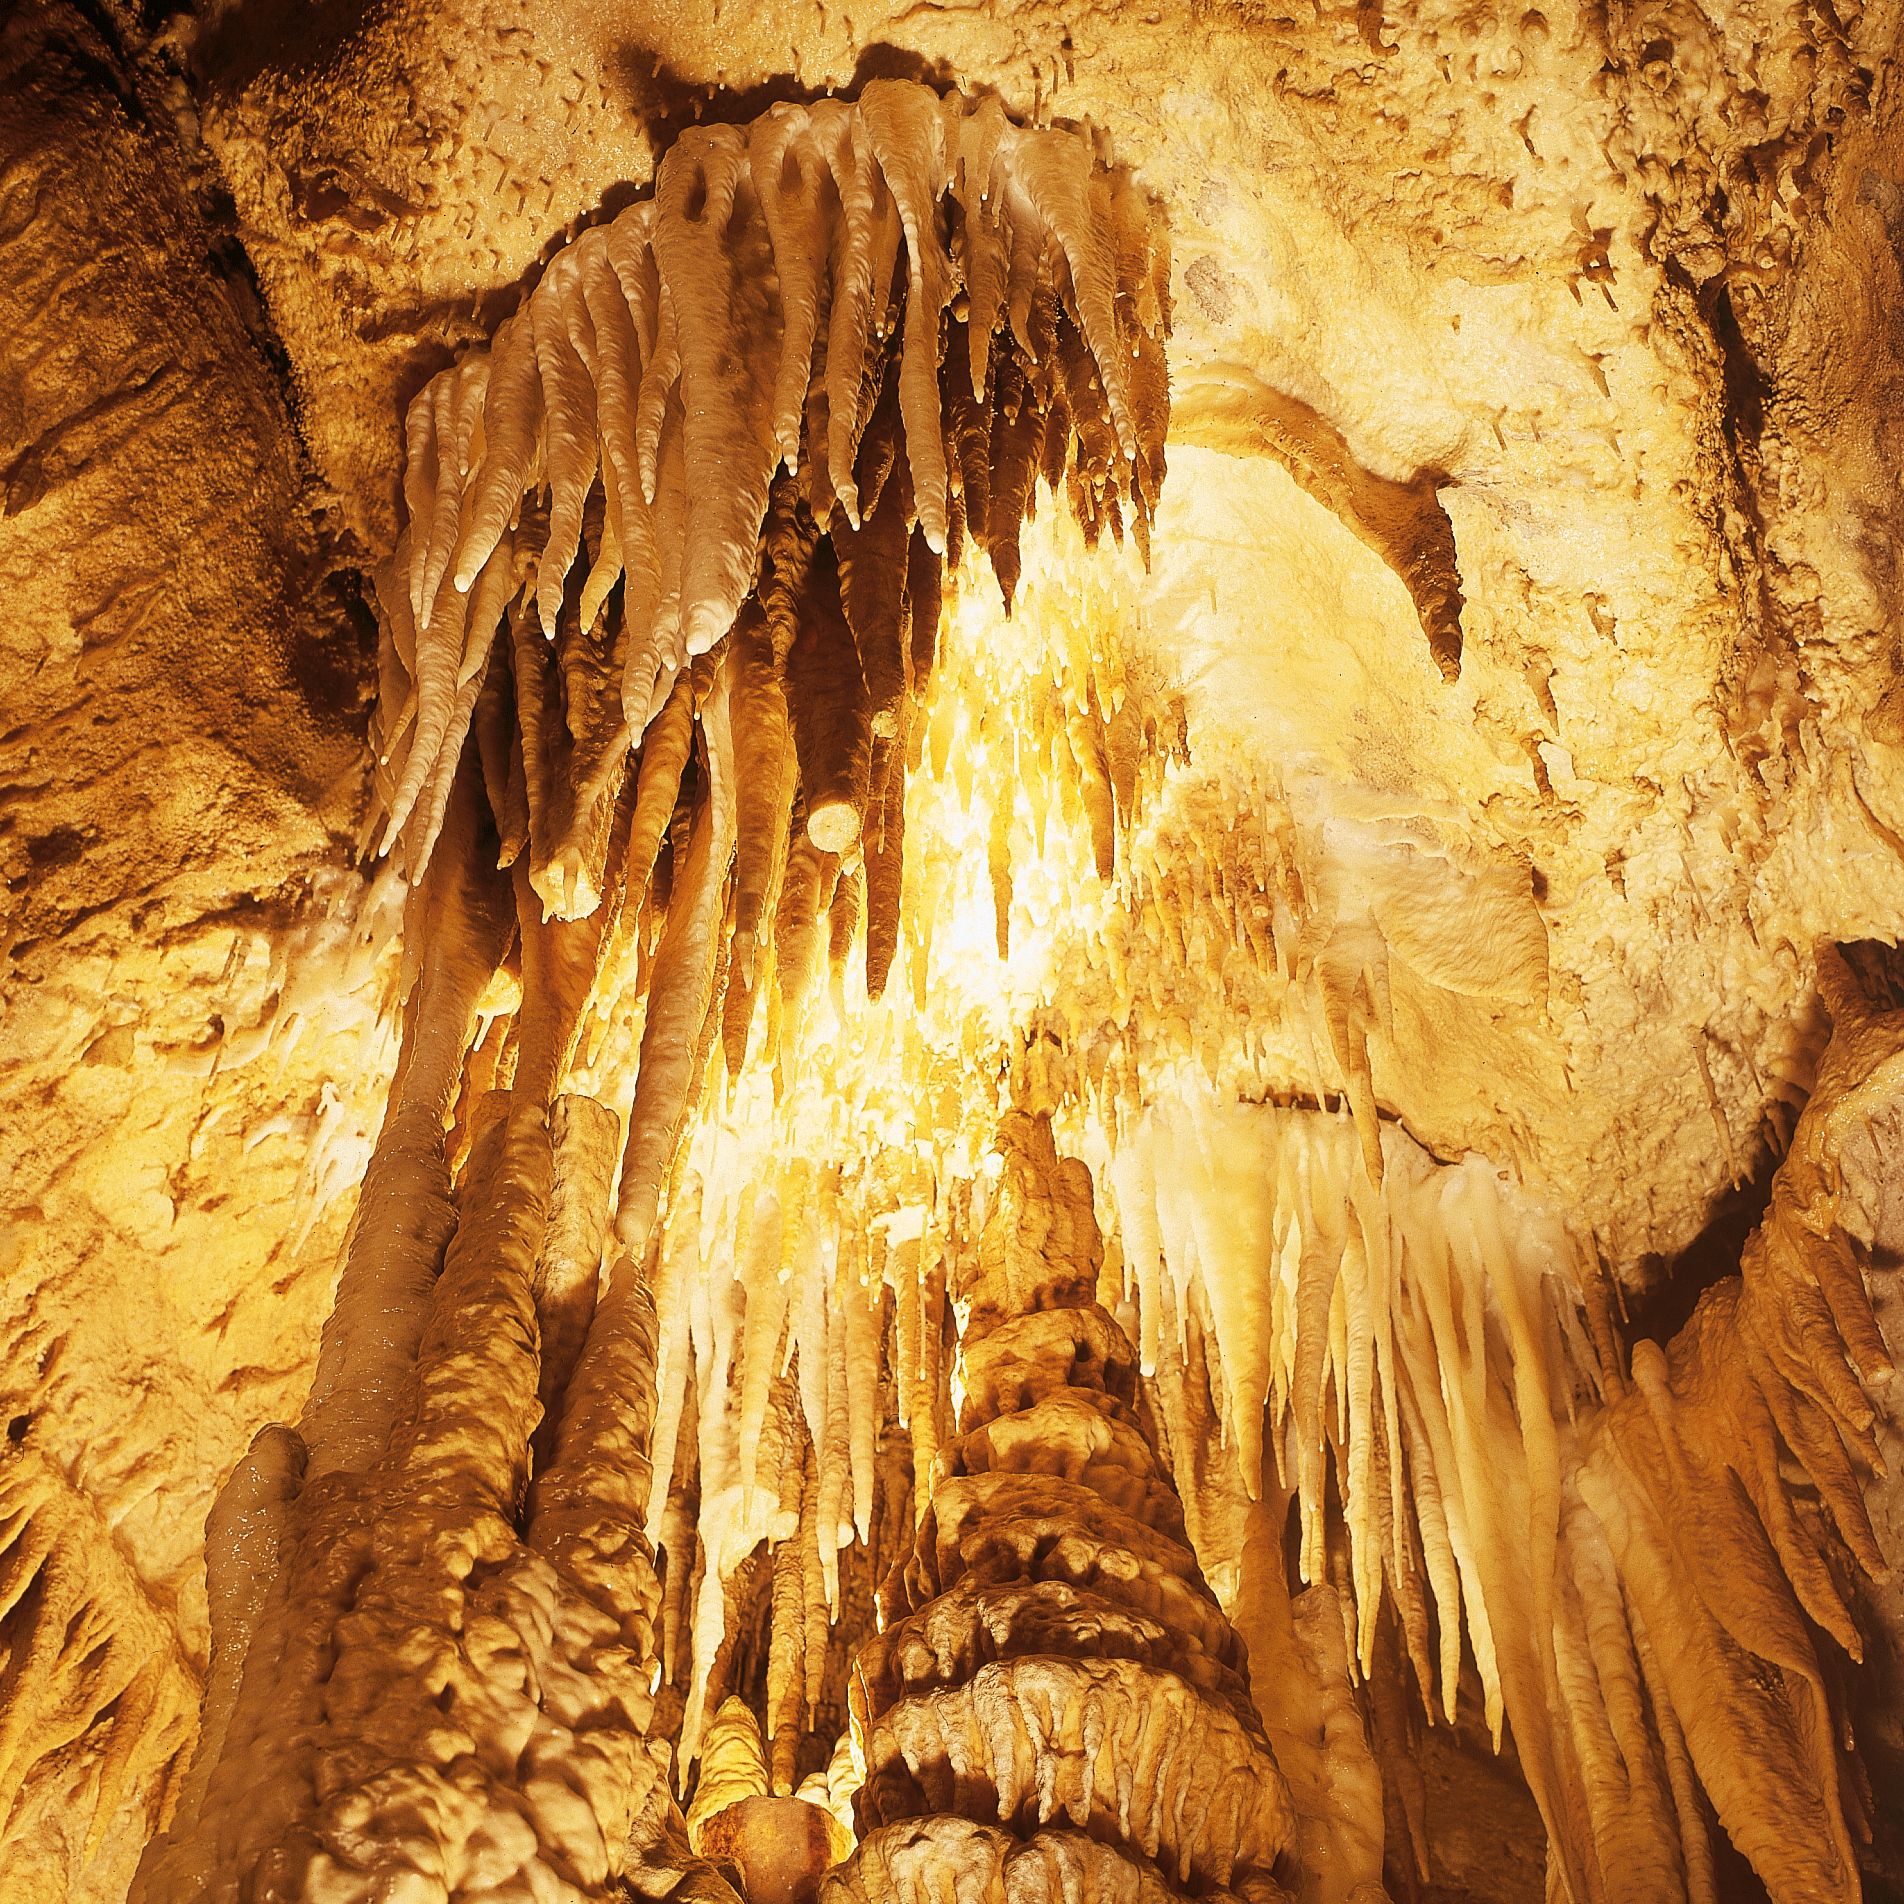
[4, 3, 1904, 1903]
[0, 8, 389, 1900]
[833, 1106, 1300, 1904]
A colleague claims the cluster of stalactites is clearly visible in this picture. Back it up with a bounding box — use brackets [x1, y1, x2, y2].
[1098, 980, 1898, 1904]
[821, 1108, 1296, 1904]
[368, 80, 1171, 996]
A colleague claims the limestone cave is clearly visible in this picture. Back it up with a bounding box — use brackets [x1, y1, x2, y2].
[3, 2, 1903, 1900]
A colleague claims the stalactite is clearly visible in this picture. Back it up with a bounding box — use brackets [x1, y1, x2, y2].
[616, 661, 737, 1261]
[297, 772, 517, 1480]
[787, 538, 875, 856]
[862, 722, 908, 998]
[1548, 948, 1900, 1904]
[1087, 996, 1899, 1904]
[728, 602, 799, 1055]
[368, 85, 1170, 1146]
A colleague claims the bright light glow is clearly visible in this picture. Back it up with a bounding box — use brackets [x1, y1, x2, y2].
[570, 501, 1336, 1774]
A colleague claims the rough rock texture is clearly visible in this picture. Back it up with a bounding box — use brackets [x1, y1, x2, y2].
[6, 0, 1904, 1901]
[0, 5, 380, 1896]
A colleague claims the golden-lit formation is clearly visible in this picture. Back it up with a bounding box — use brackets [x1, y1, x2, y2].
[7, 6, 1904, 1904]
[608, 513, 1897, 1904]
[829, 1100, 1296, 1904]
[128, 82, 1194, 1904]
[370, 81, 1169, 914]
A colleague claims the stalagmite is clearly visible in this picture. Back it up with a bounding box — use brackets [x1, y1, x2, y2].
[689, 1697, 845, 1904]
[688, 1698, 774, 1850]
[769, 1488, 812, 1790]
[828, 1099, 1297, 1904]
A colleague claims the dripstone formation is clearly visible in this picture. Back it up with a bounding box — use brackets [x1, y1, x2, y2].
[10, 2, 1904, 1899]
[828, 1105, 1299, 1904]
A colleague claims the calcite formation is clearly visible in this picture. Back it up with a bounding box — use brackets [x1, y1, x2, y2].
[131, 784, 731, 1903]
[832, 1106, 1302, 1904]
[6, 2, 1904, 1903]
[117, 82, 1181, 1904]
[688, 1698, 848, 1904]
[371, 79, 1168, 931]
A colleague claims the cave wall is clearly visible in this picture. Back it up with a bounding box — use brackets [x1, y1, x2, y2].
[1, 0, 1902, 1896]
[0, 6, 387, 1892]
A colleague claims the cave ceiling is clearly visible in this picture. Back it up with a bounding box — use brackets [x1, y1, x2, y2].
[1, 0, 1902, 1899]
[193, 0, 1904, 1258]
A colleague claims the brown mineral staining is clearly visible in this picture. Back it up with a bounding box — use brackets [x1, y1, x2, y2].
[15, 4, 1904, 1900]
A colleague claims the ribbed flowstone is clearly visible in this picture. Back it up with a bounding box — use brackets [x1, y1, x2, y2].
[825, 1109, 1298, 1904]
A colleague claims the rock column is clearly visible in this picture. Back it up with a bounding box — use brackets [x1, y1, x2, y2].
[827, 1108, 1297, 1904]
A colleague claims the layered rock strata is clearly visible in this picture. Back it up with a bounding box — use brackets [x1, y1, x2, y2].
[827, 1109, 1301, 1904]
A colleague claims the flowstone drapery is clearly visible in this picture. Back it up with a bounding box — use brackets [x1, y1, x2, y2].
[131, 81, 1174, 1903]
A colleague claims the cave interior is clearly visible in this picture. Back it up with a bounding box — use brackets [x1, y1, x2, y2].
[3, 2, 1904, 1902]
